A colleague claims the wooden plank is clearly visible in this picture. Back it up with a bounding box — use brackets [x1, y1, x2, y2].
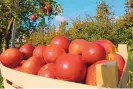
[96, 61, 118, 88]
[118, 44, 128, 61]
[118, 62, 129, 88]
[0, 64, 101, 88]
[117, 44, 129, 88]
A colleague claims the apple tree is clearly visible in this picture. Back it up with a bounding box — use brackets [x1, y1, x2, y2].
[0, 0, 62, 52]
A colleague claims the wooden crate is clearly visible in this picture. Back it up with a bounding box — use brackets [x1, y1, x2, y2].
[0, 44, 129, 88]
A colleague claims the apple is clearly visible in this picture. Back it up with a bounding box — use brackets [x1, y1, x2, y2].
[82, 42, 106, 64]
[55, 53, 86, 83]
[0, 48, 23, 68]
[43, 45, 66, 63]
[45, 5, 52, 12]
[13, 60, 28, 71]
[21, 60, 27, 64]
[13, 65, 22, 71]
[30, 14, 37, 21]
[33, 45, 46, 64]
[45, 5, 52, 15]
[80, 64, 87, 83]
[50, 36, 70, 52]
[96, 39, 116, 54]
[38, 63, 56, 79]
[69, 39, 89, 55]
[40, 7, 47, 13]
[21, 56, 45, 75]
[19, 43, 35, 59]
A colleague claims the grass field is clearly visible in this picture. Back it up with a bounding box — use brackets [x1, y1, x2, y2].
[0, 52, 133, 88]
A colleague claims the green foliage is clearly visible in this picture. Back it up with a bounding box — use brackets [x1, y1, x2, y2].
[26, 21, 68, 45]
[0, 0, 62, 52]
[2, 0, 62, 27]
[128, 51, 133, 88]
[26, 16, 133, 47]
[0, 0, 62, 32]
[0, 72, 3, 88]
[25, 1, 132, 47]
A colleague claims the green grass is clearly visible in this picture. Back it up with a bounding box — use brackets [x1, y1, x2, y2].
[0, 52, 133, 88]
[128, 51, 133, 88]
[0, 71, 3, 88]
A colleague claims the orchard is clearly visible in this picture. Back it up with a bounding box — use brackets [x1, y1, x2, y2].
[0, 0, 133, 88]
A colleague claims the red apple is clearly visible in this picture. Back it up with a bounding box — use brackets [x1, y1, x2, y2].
[38, 63, 56, 79]
[82, 42, 106, 64]
[43, 45, 66, 63]
[33, 45, 46, 64]
[13, 60, 26, 71]
[0, 48, 23, 68]
[69, 39, 89, 55]
[19, 43, 35, 59]
[21, 56, 45, 75]
[80, 64, 87, 83]
[50, 36, 70, 52]
[45, 5, 52, 12]
[44, 5, 52, 16]
[96, 39, 116, 54]
[30, 14, 37, 21]
[55, 53, 86, 83]
[40, 7, 47, 13]
[21, 60, 27, 64]
[13, 65, 22, 71]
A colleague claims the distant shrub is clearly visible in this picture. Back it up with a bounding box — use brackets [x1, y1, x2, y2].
[25, 16, 133, 47]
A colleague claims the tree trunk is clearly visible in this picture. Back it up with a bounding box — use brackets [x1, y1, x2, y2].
[2, 17, 14, 52]
[0, 32, 2, 53]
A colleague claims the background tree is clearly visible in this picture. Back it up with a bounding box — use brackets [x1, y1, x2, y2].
[96, 1, 110, 19]
[0, 0, 62, 52]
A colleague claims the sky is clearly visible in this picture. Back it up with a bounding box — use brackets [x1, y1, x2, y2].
[49, 0, 127, 27]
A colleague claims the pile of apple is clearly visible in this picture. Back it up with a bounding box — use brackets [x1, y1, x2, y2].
[0, 36, 125, 86]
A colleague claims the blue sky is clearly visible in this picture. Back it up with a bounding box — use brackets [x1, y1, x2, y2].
[50, 0, 127, 27]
